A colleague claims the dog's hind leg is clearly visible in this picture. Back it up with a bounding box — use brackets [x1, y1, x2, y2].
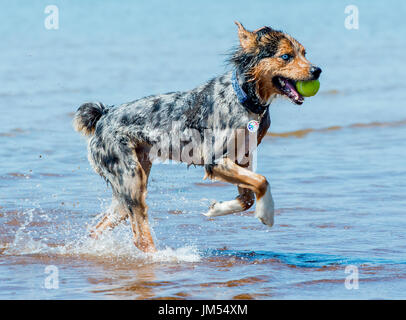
[108, 151, 154, 252]
[89, 139, 155, 252]
[204, 158, 274, 226]
[89, 152, 153, 240]
[89, 197, 129, 239]
[125, 153, 155, 253]
[205, 187, 254, 217]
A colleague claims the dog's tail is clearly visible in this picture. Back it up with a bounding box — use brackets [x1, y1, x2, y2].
[73, 102, 107, 136]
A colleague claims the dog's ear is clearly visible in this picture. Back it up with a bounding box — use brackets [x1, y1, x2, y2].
[235, 21, 257, 51]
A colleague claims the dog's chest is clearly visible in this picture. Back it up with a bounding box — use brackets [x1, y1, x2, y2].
[256, 108, 271, 145]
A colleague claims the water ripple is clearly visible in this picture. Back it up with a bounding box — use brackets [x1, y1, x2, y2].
[206, 249, 406, 268]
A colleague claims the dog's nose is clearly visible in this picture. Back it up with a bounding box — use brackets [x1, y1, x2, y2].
[310, 66, 322, 79]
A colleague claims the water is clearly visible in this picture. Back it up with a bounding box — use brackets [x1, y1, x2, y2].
[1, 0, 406, 299]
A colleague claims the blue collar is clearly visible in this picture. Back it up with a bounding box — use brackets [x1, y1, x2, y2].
[231, 69, 248, 104]
[231, 69, 268, 115]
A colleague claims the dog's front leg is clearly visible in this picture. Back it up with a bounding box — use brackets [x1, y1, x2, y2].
[204, 158, 274, 226]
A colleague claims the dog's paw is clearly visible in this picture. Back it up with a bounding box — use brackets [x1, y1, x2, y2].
[89, 229, 99, 240]
[204, 200, 242, 217]
[255, 185, 275, 227]
[204, 201, 222, 217]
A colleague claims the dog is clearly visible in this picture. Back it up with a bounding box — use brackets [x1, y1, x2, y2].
[74, 22, 321, 252]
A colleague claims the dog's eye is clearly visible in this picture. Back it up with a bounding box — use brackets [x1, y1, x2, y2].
[280, 54, 291, 61]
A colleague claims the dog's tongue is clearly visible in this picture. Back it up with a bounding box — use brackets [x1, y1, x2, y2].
[285, 80, 296, 94]
[285, 81, 302, 101]
[284, 80, 304, 105]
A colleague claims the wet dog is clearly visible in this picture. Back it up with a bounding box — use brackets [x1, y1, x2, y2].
[74, 22, 321, 252]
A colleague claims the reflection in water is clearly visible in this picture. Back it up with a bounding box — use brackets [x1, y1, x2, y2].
[89, 263, 159, 299]
[206, 249, 406, 268]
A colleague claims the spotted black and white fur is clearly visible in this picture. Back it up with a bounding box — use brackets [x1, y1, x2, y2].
[74, 22, 321, 252]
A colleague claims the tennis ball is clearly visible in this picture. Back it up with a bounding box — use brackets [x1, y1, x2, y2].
[295, 80, 320, 97]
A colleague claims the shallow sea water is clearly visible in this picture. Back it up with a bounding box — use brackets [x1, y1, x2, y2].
[1, 0, 406, 299]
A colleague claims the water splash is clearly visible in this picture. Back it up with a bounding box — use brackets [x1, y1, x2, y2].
[3, 208, 201, 264]
[6, 208, 49, 255]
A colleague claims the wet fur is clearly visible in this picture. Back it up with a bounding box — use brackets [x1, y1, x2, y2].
[74, 22, 320, 252]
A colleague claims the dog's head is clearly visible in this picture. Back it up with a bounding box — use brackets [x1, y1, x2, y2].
[232, 22, 321, 105]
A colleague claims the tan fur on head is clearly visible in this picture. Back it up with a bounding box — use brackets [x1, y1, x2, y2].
[249, 36, 313, 103]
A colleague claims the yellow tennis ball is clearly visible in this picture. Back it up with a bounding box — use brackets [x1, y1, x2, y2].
[295, 80, 320, 97]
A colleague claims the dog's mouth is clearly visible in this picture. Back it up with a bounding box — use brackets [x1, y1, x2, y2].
[272, 76, 304, 105]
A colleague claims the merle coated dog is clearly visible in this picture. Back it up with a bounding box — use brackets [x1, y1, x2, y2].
[74, 22, 321, 252]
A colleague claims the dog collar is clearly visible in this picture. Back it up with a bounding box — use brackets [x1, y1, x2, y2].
[231, 69, 269, 115]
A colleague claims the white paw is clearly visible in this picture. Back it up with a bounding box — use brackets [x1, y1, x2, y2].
[204, 200, 243, 217]
[255, 185, 274, 227]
